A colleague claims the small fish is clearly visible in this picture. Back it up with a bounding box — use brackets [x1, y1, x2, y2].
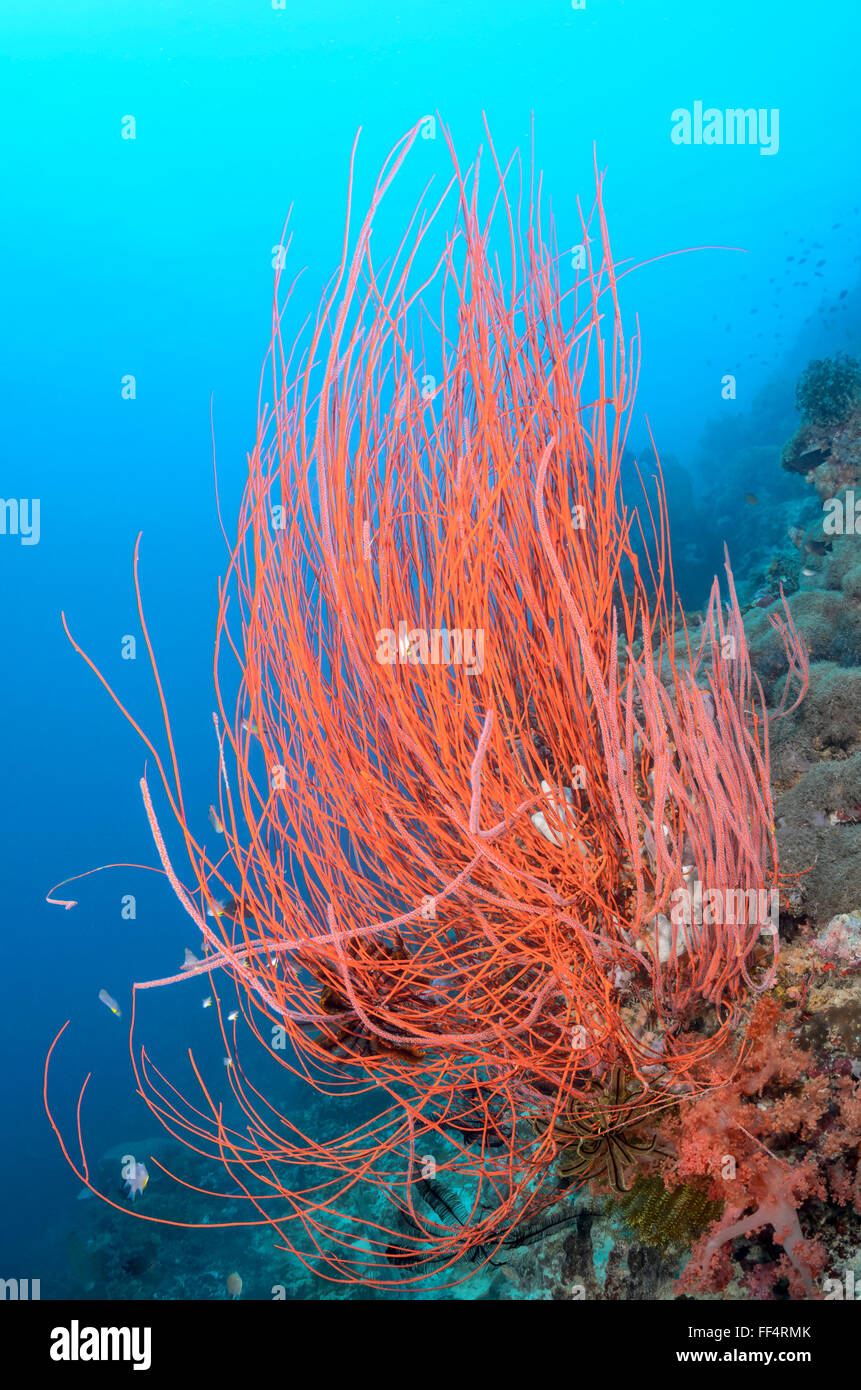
[208, 805, 224, 835]
[98, 988, 121, 1018]
[801, 567, 816, 577]
[181, 948, 200, 970]
[206, 892, 249, 922]
[123, 1162, 149, 1201]
[223, 1056, 233, 1068]
[241, 717, 260, 737]
[227, 1010, 239, 1022]
[202, 996, 213, 1009]
[744, 493, 758, 506]
[226, 1271, 243, 1300]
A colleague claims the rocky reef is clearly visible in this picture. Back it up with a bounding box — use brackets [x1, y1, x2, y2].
[746, 359, 861, 928]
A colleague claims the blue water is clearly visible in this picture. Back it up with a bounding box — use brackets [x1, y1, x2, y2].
[1, 0, 859, 1295]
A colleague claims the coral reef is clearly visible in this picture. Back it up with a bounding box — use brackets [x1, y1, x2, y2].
[523, 357, 861, 1303]
[47, 151, 861, 1300]
[737, 369, 861, 927]
[644, 360, 861, 1300]
[49, 122, 810, 1294]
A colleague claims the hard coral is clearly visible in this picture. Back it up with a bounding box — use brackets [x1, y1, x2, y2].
[816, 912, 861, 967]
[796, 353, 861, 429]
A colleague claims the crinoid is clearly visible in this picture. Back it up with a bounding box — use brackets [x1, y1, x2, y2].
[615, 1176, 723, 1250]
[535, 1067, 657, 1193]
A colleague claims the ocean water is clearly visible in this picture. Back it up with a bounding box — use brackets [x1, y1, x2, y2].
[1, 0, 859, 1302]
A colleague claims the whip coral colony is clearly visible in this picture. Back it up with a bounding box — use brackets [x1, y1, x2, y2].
[47, 121, 809, 1290]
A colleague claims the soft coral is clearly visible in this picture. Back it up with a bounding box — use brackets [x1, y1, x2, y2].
[658, 997, 858, 1297]
[678, 1158, 827, 1298]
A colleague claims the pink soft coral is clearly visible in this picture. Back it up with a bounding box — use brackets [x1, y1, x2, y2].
[677, 1160, 827, 1298]
[659, 997, 858, 1298]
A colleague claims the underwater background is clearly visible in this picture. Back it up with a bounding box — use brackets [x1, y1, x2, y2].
[1, 0, 860, 1299]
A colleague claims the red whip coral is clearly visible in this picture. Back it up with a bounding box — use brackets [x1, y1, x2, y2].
[47, 121, 808, 1289]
